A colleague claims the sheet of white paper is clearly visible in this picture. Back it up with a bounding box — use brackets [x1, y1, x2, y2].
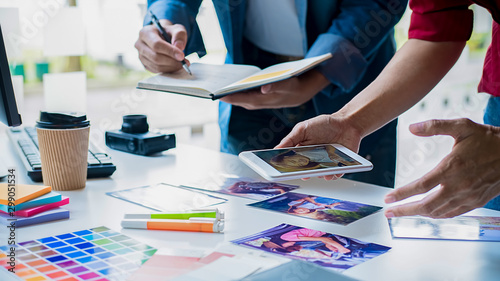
[212, 243, 289, 274]
[155, 248, 207, 258]
[43, 71, 86, 113]
[106, 183, 227, 212]
[0, 8, 21, 58]
[234, 255, 284, 275]
[173, 256, 261, 281]
[43, 7, 85, 56]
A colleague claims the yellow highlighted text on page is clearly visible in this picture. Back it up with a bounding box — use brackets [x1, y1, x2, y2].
[235, 69, 292, 85]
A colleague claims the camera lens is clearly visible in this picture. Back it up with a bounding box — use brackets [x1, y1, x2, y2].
[121, 115, 149, 134]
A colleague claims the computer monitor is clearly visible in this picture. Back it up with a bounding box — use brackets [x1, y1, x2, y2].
[0, 24, 22, 127]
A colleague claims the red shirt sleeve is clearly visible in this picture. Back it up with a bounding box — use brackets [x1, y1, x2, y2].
[409, 0, 474, 41]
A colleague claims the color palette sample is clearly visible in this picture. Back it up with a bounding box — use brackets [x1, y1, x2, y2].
[0, 226, 157, 281]
[129, 250, 234, 281]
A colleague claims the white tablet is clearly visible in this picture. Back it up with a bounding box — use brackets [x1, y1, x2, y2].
[239, 144, 373, 181]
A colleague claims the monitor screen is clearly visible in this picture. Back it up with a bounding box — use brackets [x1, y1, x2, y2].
[0, 25, 22, 127]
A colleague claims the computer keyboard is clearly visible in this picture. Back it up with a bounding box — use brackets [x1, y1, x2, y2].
[8, 127, 116, 182]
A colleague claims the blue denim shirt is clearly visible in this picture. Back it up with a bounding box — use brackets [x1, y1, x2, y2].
[145, 0, 407, 147]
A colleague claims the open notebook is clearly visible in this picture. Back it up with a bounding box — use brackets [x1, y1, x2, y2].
[137, 53, 332, 100]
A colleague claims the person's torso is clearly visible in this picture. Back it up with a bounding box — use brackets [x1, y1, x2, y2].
[212, 0, 340, 64]
[474, 0, 500, 96]
[244, 0, 305, 57]
[472, 0, 500, 22]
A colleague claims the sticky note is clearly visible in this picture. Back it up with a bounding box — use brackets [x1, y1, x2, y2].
[0, 184, 51, 205]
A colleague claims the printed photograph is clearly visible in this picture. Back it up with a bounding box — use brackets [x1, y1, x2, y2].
[476, 216, 500, 241]
[253, 145, 361, 173]
[389, 216, 500, 242]
[182, 174, 299, 200]
[248, 192, 382, 225]
[232, 223, 391, 271]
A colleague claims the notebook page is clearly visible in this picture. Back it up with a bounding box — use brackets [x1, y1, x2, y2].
[138, 63, 260, 97]
[215, 53, 331, 96]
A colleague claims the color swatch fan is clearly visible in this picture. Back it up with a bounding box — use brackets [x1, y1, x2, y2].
[0, 226, 157, 280]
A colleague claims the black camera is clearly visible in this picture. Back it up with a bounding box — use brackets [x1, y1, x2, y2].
[105, 115, 176, 156]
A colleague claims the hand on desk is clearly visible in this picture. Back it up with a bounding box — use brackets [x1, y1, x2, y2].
[275, 113, 363, 180]
[135, 19, 190, 73]
[385, 118, 500, 218]
[220, 69, 330, 110]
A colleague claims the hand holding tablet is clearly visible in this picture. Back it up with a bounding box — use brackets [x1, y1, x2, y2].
[239, 144, 372, 181]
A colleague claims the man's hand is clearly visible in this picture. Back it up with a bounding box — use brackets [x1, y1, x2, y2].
[220, 69, 330, 110]
[276, 113, 363, 180]
[385, 118, 500, 218]
[135, 19, 189, 73]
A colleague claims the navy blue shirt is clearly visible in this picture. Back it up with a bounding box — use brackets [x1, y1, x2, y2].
[145, 0, 407, 152]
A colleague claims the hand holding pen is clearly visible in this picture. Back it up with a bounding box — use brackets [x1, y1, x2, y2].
[134, 11, 192, 75]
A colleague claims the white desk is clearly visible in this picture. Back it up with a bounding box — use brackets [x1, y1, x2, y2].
[1, 130, 500, 281]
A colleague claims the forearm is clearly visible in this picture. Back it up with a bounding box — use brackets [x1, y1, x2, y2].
[299, 70, 330, 95]
[144, 0, 205, 57]
[339, 39, 466, 137]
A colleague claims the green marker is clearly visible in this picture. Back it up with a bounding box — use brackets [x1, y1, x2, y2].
[123, 208, 224, 220]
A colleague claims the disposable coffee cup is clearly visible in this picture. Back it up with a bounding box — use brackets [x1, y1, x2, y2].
[36, 111, 90, 191]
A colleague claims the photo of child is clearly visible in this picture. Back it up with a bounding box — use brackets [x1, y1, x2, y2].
[248, 192, 382, 225]
[223, 180, 298, 200]
[182, 174, 299, 200]
[253, 145, 361, 173]
[232, 223, 391, 271]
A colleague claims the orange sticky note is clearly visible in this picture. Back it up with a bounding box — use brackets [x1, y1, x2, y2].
[0, 184, 52, 205]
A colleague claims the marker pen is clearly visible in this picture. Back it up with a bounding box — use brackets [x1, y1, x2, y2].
[121, 217, 224, 233]
[123, 208, 225, 220]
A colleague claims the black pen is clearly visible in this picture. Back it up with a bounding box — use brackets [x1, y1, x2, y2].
[149, 10, 192, 75]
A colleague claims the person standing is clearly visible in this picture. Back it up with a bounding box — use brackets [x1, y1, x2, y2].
[135, 0, 407, 187]
[277, 0, 500, 218]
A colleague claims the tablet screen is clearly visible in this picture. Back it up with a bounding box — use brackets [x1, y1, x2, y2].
[253, 145, 361, 173]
